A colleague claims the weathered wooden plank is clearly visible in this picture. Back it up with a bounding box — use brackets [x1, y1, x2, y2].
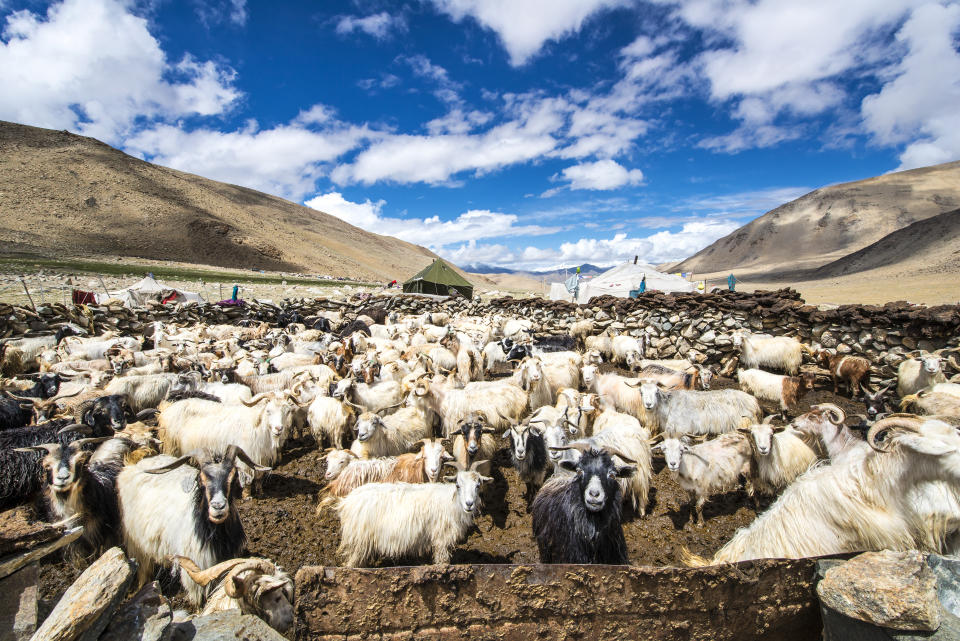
[0, 527, 82, 580]
[30, 547, 135, 641]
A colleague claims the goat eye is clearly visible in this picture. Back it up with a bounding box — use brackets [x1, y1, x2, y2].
[607, 470, 616, 480]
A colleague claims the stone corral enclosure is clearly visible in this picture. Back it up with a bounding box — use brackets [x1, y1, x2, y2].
[4, 288, 958, 381]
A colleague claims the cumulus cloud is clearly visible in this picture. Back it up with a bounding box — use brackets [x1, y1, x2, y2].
[861, 2, 960, 169]
[554, 159, 644, 192]
[443, 220, 741, 270]
[0, 0, 240, 144]
[429, 0, 629, 65]
[305, 192, 560, 247]
[125, 115, 372, 201]
[335, 12, 406, 39]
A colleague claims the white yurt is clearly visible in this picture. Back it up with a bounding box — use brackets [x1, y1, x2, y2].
[549, 261, 694, 302]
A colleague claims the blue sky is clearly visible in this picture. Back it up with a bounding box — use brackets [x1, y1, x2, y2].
[2, 0, 958, 270]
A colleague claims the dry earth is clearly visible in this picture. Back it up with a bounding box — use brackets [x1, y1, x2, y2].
[36, 372, 869, 634]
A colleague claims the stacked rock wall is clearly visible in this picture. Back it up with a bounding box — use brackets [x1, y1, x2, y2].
[2, 289, 958, 380]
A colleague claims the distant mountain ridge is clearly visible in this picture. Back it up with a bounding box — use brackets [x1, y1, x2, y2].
[464, 263, 607, 279]
[673, 160, 960, 276]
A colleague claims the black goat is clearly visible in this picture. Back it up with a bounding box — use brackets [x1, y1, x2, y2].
[15, 373, 63, 399]
[0, 396, 33, 431]
[76, 395, 135, 432]
[531, 444, 636, 564]
[337, 319, 371, 338]
[0, 419, 112, 511]
[18, 436, 126, 553]
[309, 317, 332, 332]
[356, 306, 388, 325]
[504, 422, 549, 500]
[166, 389, 222, 404]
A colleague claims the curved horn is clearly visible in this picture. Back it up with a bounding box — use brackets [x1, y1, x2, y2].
[6, 392, 36, 402]
[815, 403, 845, 425]
[601, 446, 638, 465]
[169, 556, 250, 588]
[549, 442, 592, 454]
[135, 409, 159, 421]
[222, 559, 279, 598]
[226, 445, 272, 473]
[240, 392, 272, 407]
[14, 444, 58, 455]
[73, 436, 112, 448]
[285, 391, 310, 408]
[469, 459, 490, 472]
[948, 354, 960, 372]
[762, 415, 776, 424]
[56, 423, 88, 435]
[144, 453, 198, 474]
[867, 415, 924, 452]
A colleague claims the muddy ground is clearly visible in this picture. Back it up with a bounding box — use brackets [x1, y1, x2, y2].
[35, 374, 868, 625]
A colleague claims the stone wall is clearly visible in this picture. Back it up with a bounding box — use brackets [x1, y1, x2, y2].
[2, 288, 958, 381]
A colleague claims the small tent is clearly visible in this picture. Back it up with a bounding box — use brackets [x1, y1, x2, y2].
[403, 258, 474, 299]
[550, 261, 693, 302]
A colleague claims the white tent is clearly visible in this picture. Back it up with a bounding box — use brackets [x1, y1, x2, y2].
[548, 282, 574, 302]
[569, 261, 693, 303]
[96, 275, 204, 307]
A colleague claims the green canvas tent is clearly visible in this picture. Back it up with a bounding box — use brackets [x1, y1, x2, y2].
[403, 258, 474, 299]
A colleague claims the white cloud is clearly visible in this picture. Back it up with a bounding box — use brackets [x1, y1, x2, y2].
[305, 192, 560, 247]
[335, 12, 406, 39]
[429, 0, 629, 65]
[331, 96, 567, 185]
[0, 0, 240, 144]
[555, 159, 644, 192]
[443, 220, 741, 270]
[194, 0, 248, 26]
[125, 115, 371, 201]
[861, 2, 960, 169]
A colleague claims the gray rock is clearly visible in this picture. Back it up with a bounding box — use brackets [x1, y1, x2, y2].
[817, 550, 940, 631]
[699, 330, 717, 344]
[927, 554, 960, 618]
[99, 582, 172, 641]
[821, 332, 838, 348]
[167, 611, 286, 641]
[0, 563, 37, 641]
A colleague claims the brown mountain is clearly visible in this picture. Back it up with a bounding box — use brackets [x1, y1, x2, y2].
[812, 207, 960, 278]
[673, 160, 960, 275]
[0, 120, 443, 282]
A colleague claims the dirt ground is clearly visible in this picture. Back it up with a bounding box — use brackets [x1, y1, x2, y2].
[34, 372, 869, 627]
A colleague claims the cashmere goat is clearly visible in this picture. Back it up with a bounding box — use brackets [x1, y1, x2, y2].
[532, 444, 636, 564]
[898, 355, 947, 398]
[732, 331, 803, 376]
[632, 381, 762, 436]
[653, 432, 753, 525]
[335, 460, 492, 566]
[737, 368, 816, 417]
[686, 415, 960, 565]
[740, 418, 818, 497]
[117, 446, 266, 604]
[350, 409, 432, 458]
[172, 556, 294, 633]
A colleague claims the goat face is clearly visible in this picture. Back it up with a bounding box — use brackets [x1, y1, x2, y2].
[39, 443, 89, 494]
[638, 381, 662, 411]
[655, 438, 688, 472]
[543, 423, 570, 464]
[39, 374, 61, 399]
[505, 424, 540, 462]
[257, 583, 294, 632]
[581, 365, 598, 389]
[863, 387, 889, 420]
[506, 343, 531, 362]
[625, 351, 642, 371]
[84, 395, 129, 431]
[801, 372, 817, 391]
[699, 368, 714, 390]
[355, 414, 382, 442]
[457, 413, 488, 457]
[323, 449, 356, 481]
[445, 469, 491, 515]
[199, 457, 240, 524]
[749, 423, 785, 456]
[560, 449, 634, 513]
[419, 439, 450, 482]
[922, 356, 943, 375]
[262, 399, 292, 439]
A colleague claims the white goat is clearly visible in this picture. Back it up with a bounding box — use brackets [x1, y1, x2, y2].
[308, 396, 355, 448]
[654, 432, 753, 525]
[350, 409, 432, 458]
[732, 331, 803, 376]
[898, 355, 947, 398]
[741, 419, 818, 497]
[634, 381, 762, 436]
[335, 462, 492, 566]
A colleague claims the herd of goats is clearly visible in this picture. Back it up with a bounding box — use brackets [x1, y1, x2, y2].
[2, 305, 960, 633]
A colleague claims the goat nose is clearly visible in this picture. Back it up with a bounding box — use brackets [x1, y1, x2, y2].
[588, 487, 601, 498]
[210, 499, 226, 510]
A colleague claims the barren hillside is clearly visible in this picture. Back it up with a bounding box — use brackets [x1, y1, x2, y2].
[674, 161, 960, 275]
[813, 208, 960, 278]
[0, 121, 444, 282]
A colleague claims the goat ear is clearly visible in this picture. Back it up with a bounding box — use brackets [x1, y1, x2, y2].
[616, 464, 636, 479]
[501, 429, 510, 439]
[558, 459, 578, 472]
[898, 435, 956, 457]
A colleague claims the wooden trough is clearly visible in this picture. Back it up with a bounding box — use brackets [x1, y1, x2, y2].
[295, 558, 824, 640]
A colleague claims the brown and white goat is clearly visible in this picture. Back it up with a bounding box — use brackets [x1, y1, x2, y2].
[737, 369, 816, 418]
[815, 350, 871, 398]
